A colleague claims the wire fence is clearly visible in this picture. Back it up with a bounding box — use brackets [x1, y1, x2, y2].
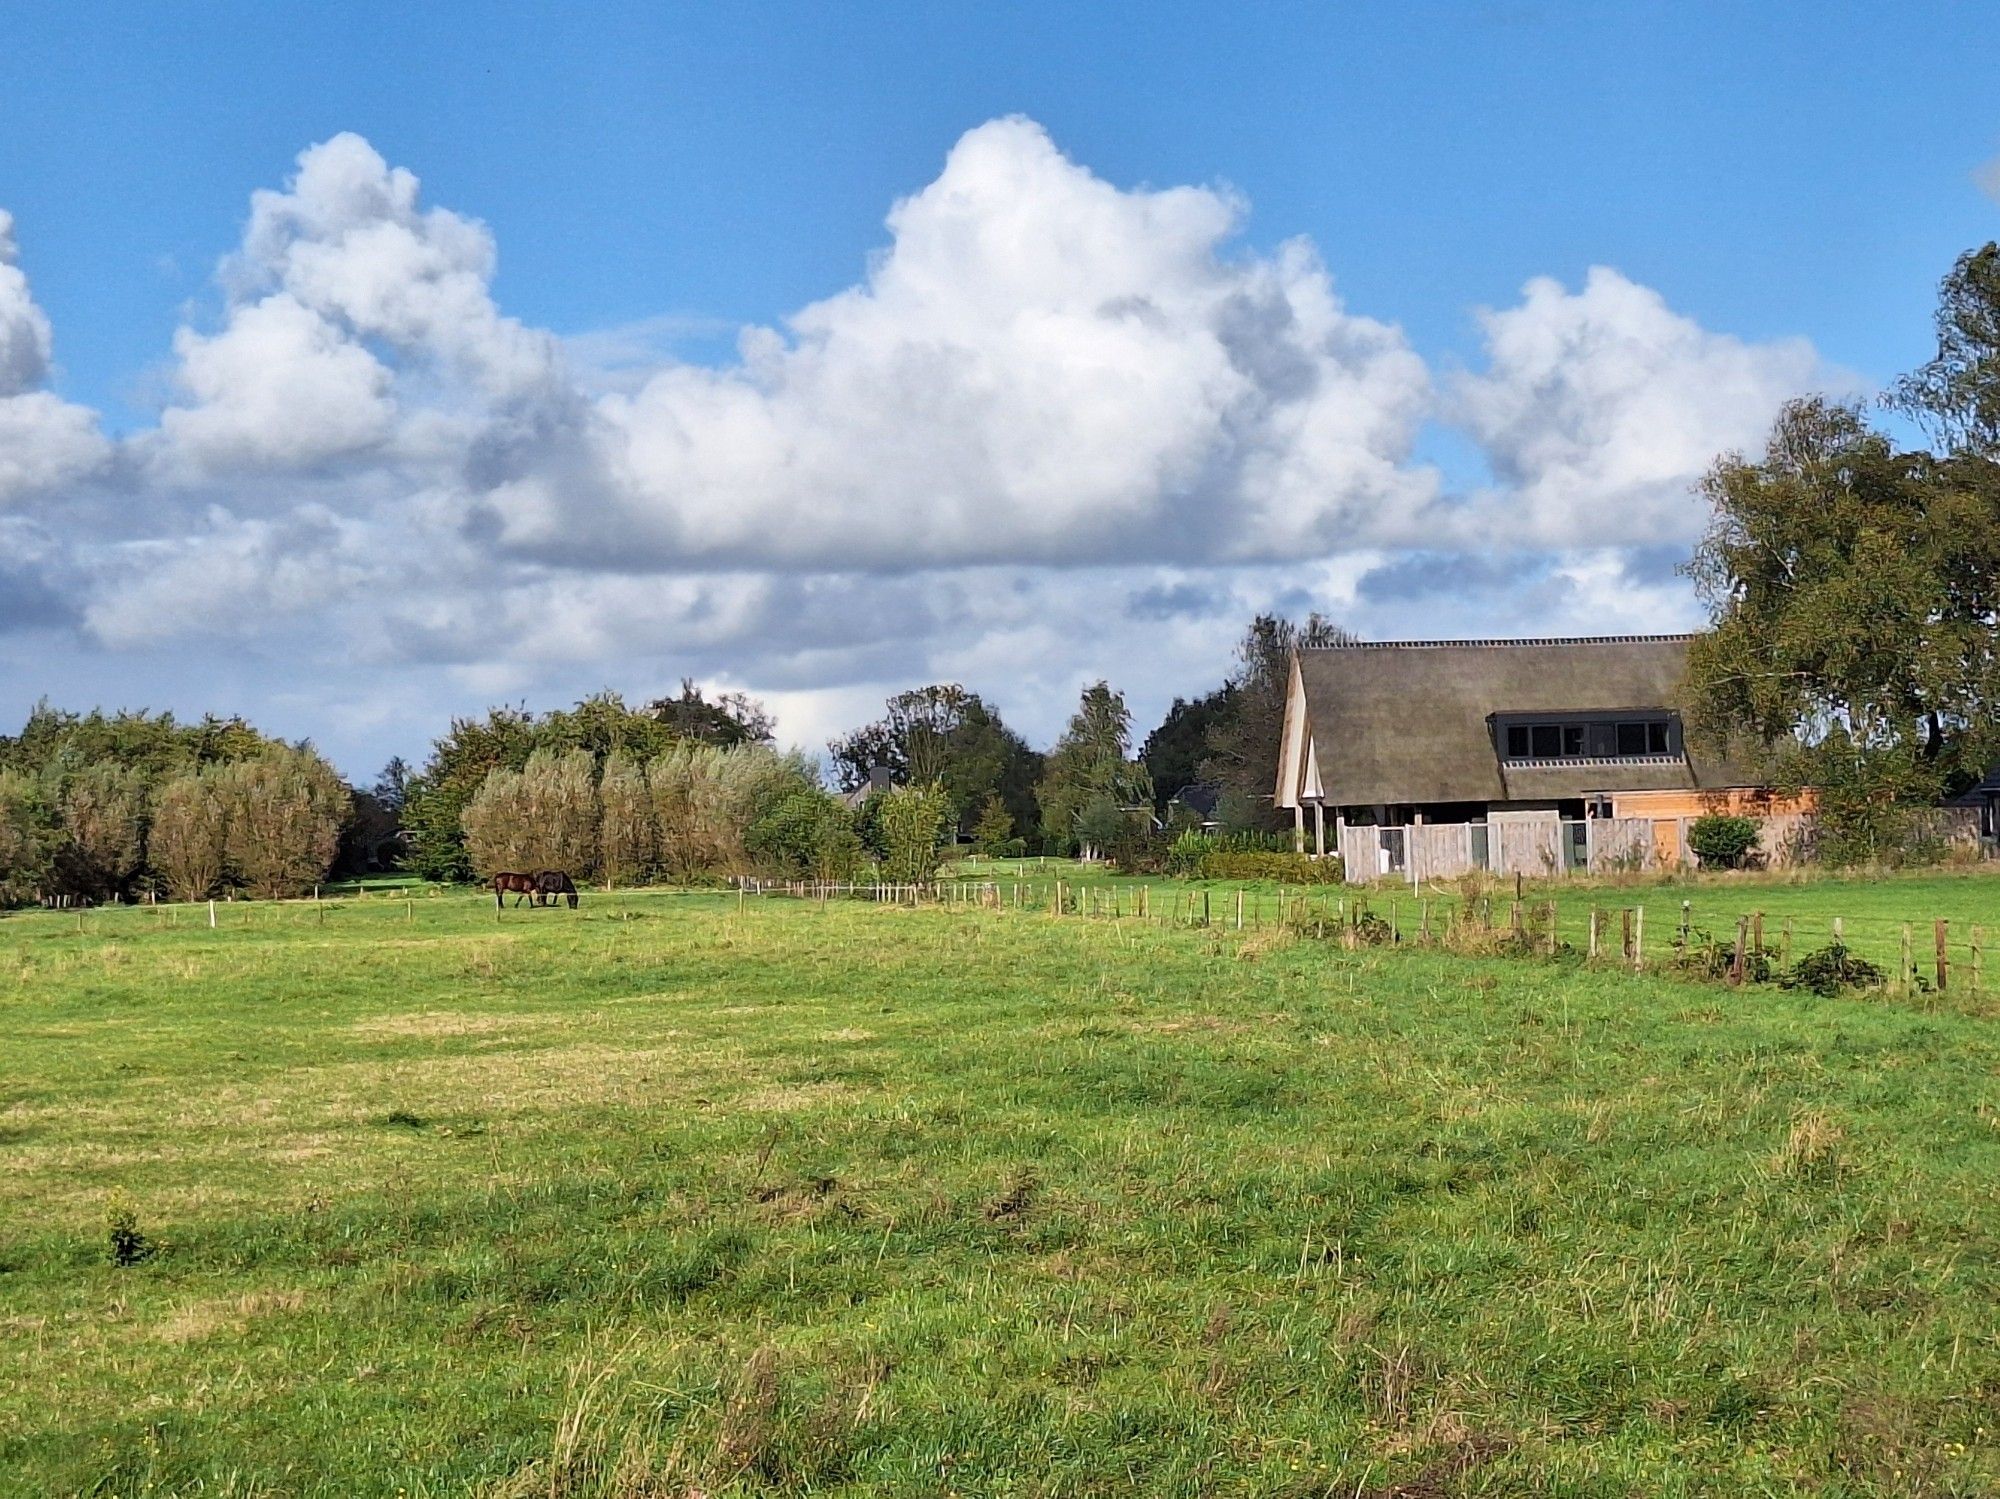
[9, 873, 1990, 1002]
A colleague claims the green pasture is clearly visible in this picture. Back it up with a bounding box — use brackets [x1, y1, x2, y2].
[3, 877, 1999, 1495]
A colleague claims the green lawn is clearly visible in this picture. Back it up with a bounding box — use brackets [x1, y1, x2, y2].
[4, 885, 1999, 1495]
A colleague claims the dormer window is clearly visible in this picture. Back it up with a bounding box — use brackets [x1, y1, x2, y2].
[1495, 712, 1680, 762]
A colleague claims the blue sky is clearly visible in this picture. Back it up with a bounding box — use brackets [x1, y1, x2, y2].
[1, 2, 1996, 774]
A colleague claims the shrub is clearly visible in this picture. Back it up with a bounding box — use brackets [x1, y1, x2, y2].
[105, 1194, 154, 1267]
[876, 783, 952, 883]
[1688, 814, 1760, 869]
[971, 794, 1015, 859]
[1196, 850, 1343, 883]
[1781, 942, 1885, 997]
[748, 789, 865, 882]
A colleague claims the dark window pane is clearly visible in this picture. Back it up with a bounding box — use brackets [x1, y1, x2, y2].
[1532, 725, 1562, 757]
[1563, 725, 1585, 757]
[1506, 726, 1529, 757]
[1616, 722, 1647, 756]
[1587, 723, 1615, 757]
[1648, 721, 1670, 753]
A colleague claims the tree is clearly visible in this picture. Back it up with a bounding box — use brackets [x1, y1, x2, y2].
[829, 685, 1042, 837]
[52, 762, 148, 901]
[150, 769, 229, 902]
[1201, 613, 1354, 830]
[371, 757, 411, 815]
[646, 742, 816, 882]
[597, 753, 656, 888]
[875, 783, 952, 882]
[747, 788, 865, 881]
[646, 679, 776, 747]
[971, 793, 1015, 858]
[1141, 687, 1236, 811]
[1036, 682, 1153, 857]
[403, 706, 539, 883]
[0, 771, 49, 904]
[1683, 397, 2000, 853]
[1891, 242, 2000, 458]
[518, 749, 601, 877]
[215, 747, 349, 898]
[460, 768, 535, 878]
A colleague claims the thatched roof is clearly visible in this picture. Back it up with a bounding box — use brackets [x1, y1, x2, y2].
[1289, 635, 1753, 807]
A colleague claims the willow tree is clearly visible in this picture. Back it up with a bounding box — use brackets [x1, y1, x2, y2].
[150, 769, 230, 902]
[215, 747, 350, 898]
[597, 752, 655, 887]
[52, 762, 149, 901]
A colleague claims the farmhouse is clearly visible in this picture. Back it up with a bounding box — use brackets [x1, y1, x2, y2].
[1274, 634, 1809, 880]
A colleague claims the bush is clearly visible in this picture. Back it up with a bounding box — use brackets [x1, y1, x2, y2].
[747, 789, 865, 882]
[1688, 814, 1760, 869]
[876, 783, 952, 883]
[1781, 942, 1886, 997]
[1195, 850, 1342, 883]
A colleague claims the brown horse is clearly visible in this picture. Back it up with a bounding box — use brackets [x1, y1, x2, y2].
[492, 871, 540, 908]
[534, 870, 580, 909]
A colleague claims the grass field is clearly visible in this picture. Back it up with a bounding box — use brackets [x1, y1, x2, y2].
[4, 878, 2000, 1495]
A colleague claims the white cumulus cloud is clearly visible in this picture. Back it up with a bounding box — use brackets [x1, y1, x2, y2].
[1453, 266, 1846, 546]
[0, 209, 108, 507]
[0, 121, 1849, 773]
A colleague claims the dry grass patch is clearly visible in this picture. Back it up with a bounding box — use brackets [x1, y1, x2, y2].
[155, 1289, 307, 1344]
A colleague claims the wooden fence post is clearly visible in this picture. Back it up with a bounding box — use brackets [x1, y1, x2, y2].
[1971, 924, 1984, 996]
[1632, 906, 1645, 971]
[1729, 916, 1748, 986]
[1235, 890, 1244, 931]
[1935, 920, 1949, 993]
[1900, 924, 1913, 995]
[1780, 918, 1793, 970]
[1588, 906, 1600, 960]
[1620, 908, 1633, 965]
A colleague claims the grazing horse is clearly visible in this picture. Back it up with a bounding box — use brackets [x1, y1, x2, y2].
[535, 870, 580, 909]
[492, 871, 540, 908]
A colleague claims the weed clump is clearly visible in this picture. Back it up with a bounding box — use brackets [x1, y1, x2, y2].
[105, 1194, 154, 1267]
[1780, 941, 1885, 997]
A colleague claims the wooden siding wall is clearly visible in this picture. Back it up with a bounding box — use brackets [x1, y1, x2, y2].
[1329, 806, 1987, 884]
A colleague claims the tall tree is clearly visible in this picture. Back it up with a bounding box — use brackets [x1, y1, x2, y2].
[52, 761, 148, 901]
[829, 686, 1041, 836]
[1201, 613, 1354, 829]
[597, 752, 656, 888]
[215, 746, 349, 898]
[1140, 686, 1237, 810]
[1683, 396, 2000, 858]
[1891, 242, 2000, 458]
[150, 769, 229, 903]
[1036, 682, 1153, 856]
[646, 679, 776, 747]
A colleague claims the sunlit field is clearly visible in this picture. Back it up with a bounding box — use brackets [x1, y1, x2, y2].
[4, 878, 1999, 1495]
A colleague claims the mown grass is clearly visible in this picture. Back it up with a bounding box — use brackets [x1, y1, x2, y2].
[3, 888, 1999, 1496]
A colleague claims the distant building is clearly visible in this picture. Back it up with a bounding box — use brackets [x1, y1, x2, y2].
[840, 764, 896, 811]
[1274, 634, 1809, 878]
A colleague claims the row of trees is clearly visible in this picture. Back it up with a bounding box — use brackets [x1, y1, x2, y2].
[0, 707, 351, 903]
[455, 742, 955, 886]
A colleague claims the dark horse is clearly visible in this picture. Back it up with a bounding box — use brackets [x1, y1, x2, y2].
[534, 870, 580, 909]
[492, 871, 540, 908]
